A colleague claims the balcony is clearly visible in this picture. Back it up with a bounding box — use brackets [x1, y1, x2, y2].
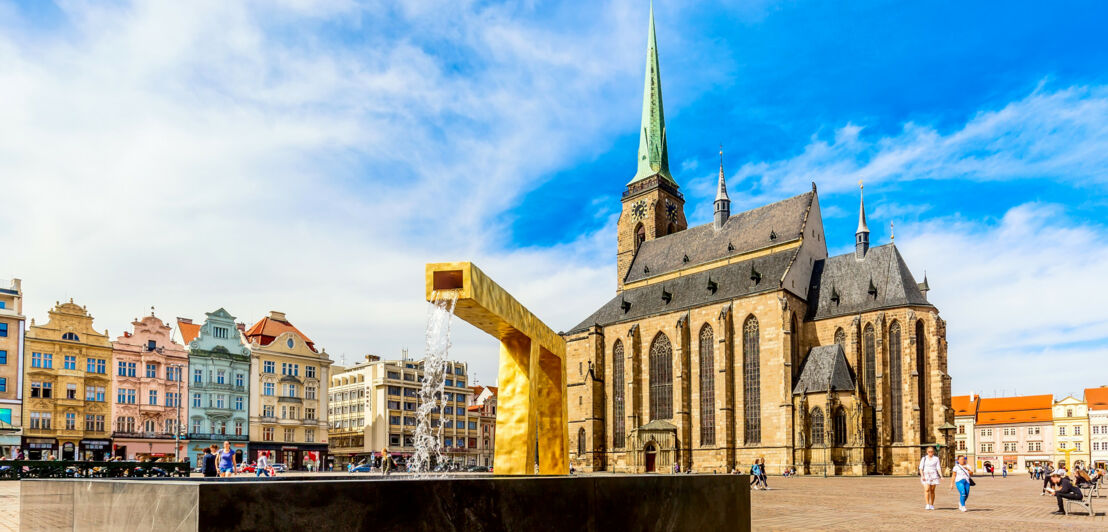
[277, 395, 302, 404]
[260, 416, 278, 424]
[188, 433, 248, 442]
[112, 431, 175, 440]
[205, 406, 232, 416]
[139, 403, 165, 413]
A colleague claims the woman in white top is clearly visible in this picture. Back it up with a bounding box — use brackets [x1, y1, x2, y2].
[918, 446, 942, 510]
[949, 455, 974, 512]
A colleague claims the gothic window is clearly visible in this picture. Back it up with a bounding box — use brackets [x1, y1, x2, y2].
[888, 321, 903, 443]
[863, 324, 876, 404]
[790, 313, 801, 386]
[811, 407, 824, 445]
[578, 427, 586, 456]
[612, 340, 626, 448]
[649, 333, 673, 420]
[743, 316, 761, 444]
[834, 328, 846, 349]
[833, 407, 847, 446]
[635, 224, 646, 252]
[915, 319, 927, 442]
[698, 324, 715, 446]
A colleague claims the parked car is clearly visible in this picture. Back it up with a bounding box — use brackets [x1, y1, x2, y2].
[467, 466, 490, 473]
[240, 464, 256, 473]
[351, 465, 373, 473]
[271, 463, 288, 472]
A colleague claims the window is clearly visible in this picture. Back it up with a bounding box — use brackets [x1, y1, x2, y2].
[980, 442, 993, 453]
[0, 378, 5, 392]
[743, 315, 761, 444]
[863, 324, 876, 405]
[30, 381, 51, 398]
[957, 440, 967, 451]
[96, 359, 106, 374]
[305, 429, 314, 443]
[235, 397, 244, 411]
[62, 332, 79, 341]
[1075, 425, 1082, 436]
[264, 383, 274, 396]
[1075, 442, 1082, 451]
[66, 383, 77, 399]
[1059, 442, 1067, 450]
[263, 361, 275, 373]
[958, 424, 965, 435]
[64, 355, 76, 370]
[811, 407, 825, 445]
[193, 393, 201, 407]
[1003, 442, 1017, 452]
[404, 416, 416, 426]
[444, 437, 454, 447]
[833, 407, 847, 446]
[65, 412, 76, 430]
[698, 324, 716, 446]
[388, 386, 400, 396]
[263, 405, 274, 417]
[194, 369, 202, 383]
[146, 363, 157, 378]
[32, 352, 52, 369]
[887, 321, 903, 442]
[0, 323, 5, 337]
[306, 386, 316, 399]
[0, 351, 6, 365]
[235, 421, 243, 436]
[306, 366, 316, 379]
[149, 390, 158, 405]
[613, 340, 626, 448]
[86, 358, 96, 373]
[444, 406, 454, 415]
[456, 366, 464, 376]
[284, 428, 295, 441]
[236, 373, 244, 387]
[834, 328, 846, 349]
[980, 428, 992, 437]
[285, 384, 297, 397]
[1059, 426, 1066, 436]
[263, 427, 274, 441]
[468, 421, 477, 430]
[306, 408, 315, 420]
[648, 332, 673, 420]
[445, 379, 454, 386]
[214, 326, 229, 339]
[390, 415, 401, 425]
[1067, 408, 1073, 418]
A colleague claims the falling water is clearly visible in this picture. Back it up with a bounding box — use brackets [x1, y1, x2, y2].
[410, 289, 459, 475]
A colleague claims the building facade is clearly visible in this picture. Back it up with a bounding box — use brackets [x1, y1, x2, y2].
[469, 385, 498, 468]
[22, 301, 113, 460]
[952, 394, 978, 465]
[245, 311, 331, 470]
[179, 309, 251, 465]
[111, 313, 189, 459]
[564, 7, 950, 476]
[1087, 387, 1108, 470]
[1053, 395, 1089, 470]
[328, 358, 372, 468]
[0, 279, 25, 457]
[974, 395, 1054, 472]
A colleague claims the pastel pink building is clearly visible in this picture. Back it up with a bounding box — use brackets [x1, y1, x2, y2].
[111, 313, 189, 459]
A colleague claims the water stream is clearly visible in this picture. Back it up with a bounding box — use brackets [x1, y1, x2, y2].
[409, 289, 459, 475]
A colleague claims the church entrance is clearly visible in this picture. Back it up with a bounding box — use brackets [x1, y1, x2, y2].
[644, 443, 657, 472]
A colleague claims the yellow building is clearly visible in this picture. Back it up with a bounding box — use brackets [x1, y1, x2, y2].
[1053, 395, 1090, 469]
[952, 394, 978, 466]
[22, 300, 113, 460]
[0, 279, 25, 457]
[245, 311, 332, 470]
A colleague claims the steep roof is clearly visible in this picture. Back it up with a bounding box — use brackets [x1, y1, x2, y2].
[806, 244, 932, 321]
[628, 3, 673, 186]
[624, 191, 814, 284]
[569, 249, 795, 334]
[793, 344, 855, 394]
[177, 319, 201, 345]
[244, 312, 316, 351]
[976, 395, 1054, 425]
[1085, 387, 1108, 410]
[951, 395, 979, 417]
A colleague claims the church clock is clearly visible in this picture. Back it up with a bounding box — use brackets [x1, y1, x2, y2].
[631, 200, 648, 221]
[665, 199, 678, 223]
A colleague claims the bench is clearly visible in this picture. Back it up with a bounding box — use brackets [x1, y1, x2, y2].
[1062, 487, 1095, 516]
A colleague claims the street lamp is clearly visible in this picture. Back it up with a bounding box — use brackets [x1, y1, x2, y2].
[169, 363, 185, 462]
[938, 422, 956, 471]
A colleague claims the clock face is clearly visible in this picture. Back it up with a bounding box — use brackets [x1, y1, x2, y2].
[666, 200, 678, 223]
[631, 200, 648, 221]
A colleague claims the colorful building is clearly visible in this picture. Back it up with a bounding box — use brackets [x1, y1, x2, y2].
[1087, 386, 1108, 469]
[0, 279, 25, 457]
[111, 313, 189, 460]
[178, 309, 251, 465]
[469, 385, 497, 468]
[22, 300, 113, 460]
[1053, 395, 1090, 469]
[974, 395, 1054, 472]
[327, 357, 372, 469]
[952, 394, 978, 465]
[245, 311, 331, 470]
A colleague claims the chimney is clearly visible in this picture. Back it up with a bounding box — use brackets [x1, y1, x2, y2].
[268, 311, 287, 322]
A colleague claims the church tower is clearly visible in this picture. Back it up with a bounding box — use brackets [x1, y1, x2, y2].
[616, 4, 687, 291]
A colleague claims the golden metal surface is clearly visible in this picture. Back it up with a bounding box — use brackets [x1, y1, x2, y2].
[426, 262, 568, 475]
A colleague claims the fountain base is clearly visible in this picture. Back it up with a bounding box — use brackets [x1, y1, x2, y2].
[21, 474, 750, 531]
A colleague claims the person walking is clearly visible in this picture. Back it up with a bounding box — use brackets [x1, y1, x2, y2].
[217, 442, 237, 478]
[201, 447, 217, 478]
[1046, 470, 1083, 515]
[918, 446, 942, 510]
[1042, 463, 1054, 494]
[949, 455, 974, 512]
[381, 448, 392, 477]
[256, 452, 271, 478]
[758, 457, 769, 489]
[749, 460, 762, 490]
[1001, 463, 1007, 478]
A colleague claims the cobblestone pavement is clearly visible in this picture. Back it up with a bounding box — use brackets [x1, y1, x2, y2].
[2, 473, 1103, 531]
[751, 475, 1104, 531]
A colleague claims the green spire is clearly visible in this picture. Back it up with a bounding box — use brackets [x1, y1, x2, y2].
[628, 2, 675, 186]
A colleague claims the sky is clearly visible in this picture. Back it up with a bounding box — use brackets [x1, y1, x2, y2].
[1, 0, 1107, 400]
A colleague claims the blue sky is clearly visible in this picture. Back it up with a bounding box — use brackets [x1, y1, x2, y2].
[1, 0, 1106, 399]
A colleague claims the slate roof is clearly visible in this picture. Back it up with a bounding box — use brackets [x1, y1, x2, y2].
[624, 190, 815, 284]
[806, 243, 932, 321]
[792, 344, 855, 394]
[568, 249, 796, 334]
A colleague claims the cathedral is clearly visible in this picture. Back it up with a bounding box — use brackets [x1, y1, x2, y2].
[563, 7, 952, 476]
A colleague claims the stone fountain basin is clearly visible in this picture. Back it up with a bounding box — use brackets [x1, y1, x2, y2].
[20, 474, 749, 531]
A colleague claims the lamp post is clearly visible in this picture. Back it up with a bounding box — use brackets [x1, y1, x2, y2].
[938, 422, 956, 472]
[170, 363, 184, 461]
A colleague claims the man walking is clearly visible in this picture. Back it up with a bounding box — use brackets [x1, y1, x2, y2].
[256, 452, 271, 477]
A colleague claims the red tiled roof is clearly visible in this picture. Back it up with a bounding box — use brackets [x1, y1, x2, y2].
[951, 395, 977, 417]
[467, 405, 482, 412]
[976, 394, 1054, 425]
[244, 314, 316, 351]
[177, 320, 201, 345]
[1085, 387, 1108, 409]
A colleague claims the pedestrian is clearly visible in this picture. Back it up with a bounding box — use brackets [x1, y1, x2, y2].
[217, 442, 236, 478]
[201, 447, 217, 478]
[382, 448, 392, 477]
[1001, 463, 1007, 478]
[256, 452, 271, 478]
[749, 460, 762, 490]
[758, 457, 769, 489]
[1046, 471, 1083, 515]
[1041, 463, 1053, 494]
[918, 446, 942, 510]
[949, 455, 974, 512]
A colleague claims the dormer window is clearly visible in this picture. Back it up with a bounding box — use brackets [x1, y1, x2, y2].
[706, 277, 718, 294]
[868, 279, 878, 298]
[682, 254, 689, 263]
[147, 340, 157, 351]
[750, 266, 762, 284]
[620, 298, 632, 313]
[727, 242, 735, 252]
[830, 287, 841, 305]
[287, 338, 295, 349]
[770, 230, 778, 241]
[661, 287, 672, 304]
[62, 332, 79, 341]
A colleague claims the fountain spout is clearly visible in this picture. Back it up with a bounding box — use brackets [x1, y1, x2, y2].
[426, 262, 568, 475]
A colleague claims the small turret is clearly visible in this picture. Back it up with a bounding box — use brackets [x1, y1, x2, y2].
[855, 181, 870, 260]
[714, 146, 730, 229]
